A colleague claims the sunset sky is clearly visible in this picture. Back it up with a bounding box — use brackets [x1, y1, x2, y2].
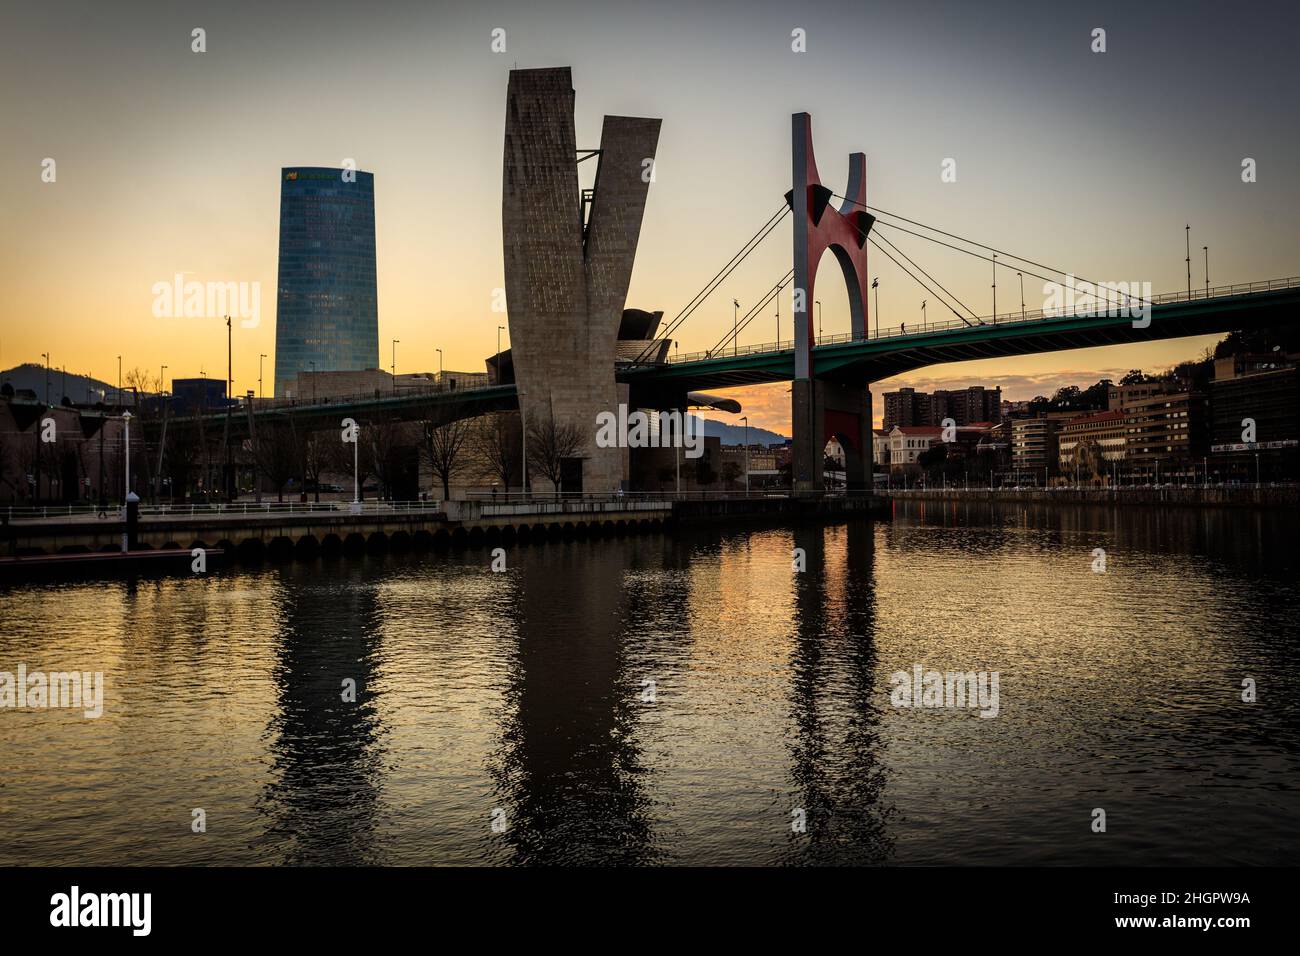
[3, 0, 1298, 431]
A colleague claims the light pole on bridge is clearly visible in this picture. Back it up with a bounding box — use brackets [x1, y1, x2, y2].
[992, 253, 998, 321]
[872, 277, 879, 338]
[1017, 272, 1025, 321]
[732, 299, 740, 355]
[1203, 246, 1210, 298]
[1185, 225, 1192, 299]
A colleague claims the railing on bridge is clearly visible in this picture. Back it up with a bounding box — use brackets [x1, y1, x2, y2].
[3, 500, 447, 524]
[664, 275, 1300, 364]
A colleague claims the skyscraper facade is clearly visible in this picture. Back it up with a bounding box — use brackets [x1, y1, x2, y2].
[274, 167, 379, 397]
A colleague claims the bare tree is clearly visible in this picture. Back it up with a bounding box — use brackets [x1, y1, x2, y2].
[362, 414, 407, 501]
[254, 420, 301, 501]
[474, 411, 521, 492]
[421, 409, 475, 501]
[122, 367, 162, 500]
[526, 414, 586, 496]
[300, 429, 330, 502]
[163, 421, 201, 501]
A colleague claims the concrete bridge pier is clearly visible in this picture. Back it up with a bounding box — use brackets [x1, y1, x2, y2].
[792, 378, 873, 492]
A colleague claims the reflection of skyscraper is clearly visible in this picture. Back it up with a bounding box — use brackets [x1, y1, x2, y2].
[274, 167, 379, 397]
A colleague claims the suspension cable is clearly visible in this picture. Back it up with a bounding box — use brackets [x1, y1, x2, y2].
[834, 193, 1150, 309]
[708, 269, 793, 356]
[630, 204, 790, 365]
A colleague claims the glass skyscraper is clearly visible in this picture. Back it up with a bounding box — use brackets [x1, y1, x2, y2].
[274, 167, 379, 397]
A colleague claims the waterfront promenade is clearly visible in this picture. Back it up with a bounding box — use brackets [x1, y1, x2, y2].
[882, 485, 1298, 508]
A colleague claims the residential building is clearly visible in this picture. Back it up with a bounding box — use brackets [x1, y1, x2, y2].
[1011, 412, 1074, 479]
[883, 385, 1002, 429]
[1057, 410, 1126, 477]
[1122, 390, 1208, 479]
[1209, 352, 1299, 481]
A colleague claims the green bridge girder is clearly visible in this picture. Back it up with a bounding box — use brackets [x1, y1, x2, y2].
[621, 284, 1300, 400]
[145, 284, 1298, 437]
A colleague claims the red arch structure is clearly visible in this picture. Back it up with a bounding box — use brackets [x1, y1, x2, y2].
[788, 112, 877, 492]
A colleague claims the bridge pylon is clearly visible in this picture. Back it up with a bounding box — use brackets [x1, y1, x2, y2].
[788, 112, 876, 492]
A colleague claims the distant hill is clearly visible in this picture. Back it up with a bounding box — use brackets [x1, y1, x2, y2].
[2, 363, 160, 404]
[702, 419, 788, 446]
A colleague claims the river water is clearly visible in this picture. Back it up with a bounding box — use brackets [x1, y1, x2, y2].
[2, 501, 1296, 866]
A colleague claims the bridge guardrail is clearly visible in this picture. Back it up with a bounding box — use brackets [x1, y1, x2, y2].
[663, 275, 1300, 364]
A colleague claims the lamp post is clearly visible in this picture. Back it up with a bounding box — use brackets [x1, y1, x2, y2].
[741, 415, 750, 493]
[518, 388, 528, 498]
[258, 354, 266, 399]
[921, 299, 927, 331]
[776, 295, 780, 348]
[675, 417, 681, 497]
[733, 299, 740, 355]
[815, 299, 822, 342]
[122, 411, 132, 502]
[1017, 272, 1025, 321]
[1185, 225, 1192, 299]
[872, 277, 879, 338]
[992, 253, 998, 321]
[1203, 245, 1209, 298]
[352, 422, 360, 510]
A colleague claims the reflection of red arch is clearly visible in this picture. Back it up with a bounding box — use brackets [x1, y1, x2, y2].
[788, 112, 875, 381]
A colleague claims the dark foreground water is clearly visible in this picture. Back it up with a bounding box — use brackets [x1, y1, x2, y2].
[2, 501, 1297, 866]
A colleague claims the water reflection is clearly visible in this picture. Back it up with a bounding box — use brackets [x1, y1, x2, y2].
[1, 502, 1298, 866]
[488, 541, 661, 865]
[783, 522, 895, 864]
[257, 564, 387, 864]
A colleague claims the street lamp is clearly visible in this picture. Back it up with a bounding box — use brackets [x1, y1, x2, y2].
[1017, 272, 1025, 321]
[1203, 245, 1209, 298]
[872, 277, 879, 338]
[815, 299, 822, 342]
[518, 387, 528, 498]
[122, 411, 132, 501]
[741, 415, 750, 493]
[349, 420, 361, 511]
[921, 299, 927, 331]
[733, 299, 740, 355]
[258, 354, 266, 400]
[992, 253, 998, 320]
[1185, 225, 1192, 299]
